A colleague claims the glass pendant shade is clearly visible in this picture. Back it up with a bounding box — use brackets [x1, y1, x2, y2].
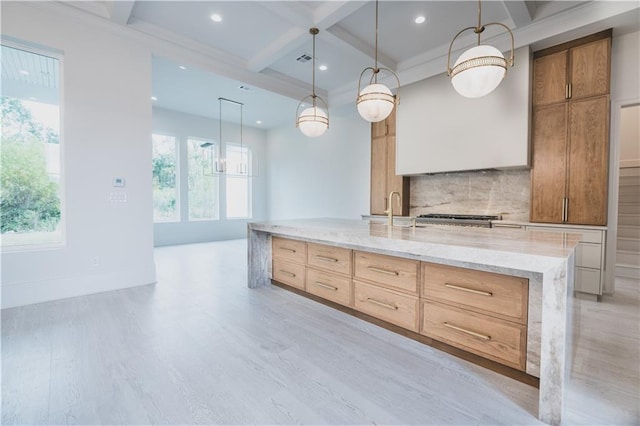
[298, 106, 328, 137]
[451, 45, 507, 98]
[357, 83, 395, 122]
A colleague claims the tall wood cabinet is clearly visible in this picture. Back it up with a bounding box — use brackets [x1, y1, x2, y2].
[530, 30, 611, 226]
[370, 110, 410, 216]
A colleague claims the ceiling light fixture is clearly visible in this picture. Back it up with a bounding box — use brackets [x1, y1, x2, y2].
[415, 16, 426, 24]
[151, 96, 157, 101]
[319, 65, 328, 71]
[296, 28, 329, 138]
[19, 70, 29, 75]
[210, 14, 222, 23]
[356, 0, 400, 123]
[446, 0, 514, 98]
[179, 65, 187, 70]
[256, 120, 262, 124]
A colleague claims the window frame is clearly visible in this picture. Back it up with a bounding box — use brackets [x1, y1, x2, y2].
[186, 136, 220, 222]
[152, 132, 181, 223]
[1, 40, 66, 252]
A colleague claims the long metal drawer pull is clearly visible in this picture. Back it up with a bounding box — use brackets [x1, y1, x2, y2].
[279, 270, 296, 278]
[315, 255, 338, 263]
[367, 266, 399, 276]
[366, 298, 398, 310]
[314, 281, 338, 291]
[444, 283, 493, 297]
[443, 322, 491, 340]
[279, 247, 296, 253]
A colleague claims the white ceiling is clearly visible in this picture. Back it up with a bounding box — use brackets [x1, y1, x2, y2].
[56, 1, 640, 128]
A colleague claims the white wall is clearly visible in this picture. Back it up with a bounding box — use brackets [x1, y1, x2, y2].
[619, 104, 640, 168]
[266, 109, 370, 220]
[1, 3, 156, 308]
[606, 30, 640, 294]
[152, 107, 268, 246]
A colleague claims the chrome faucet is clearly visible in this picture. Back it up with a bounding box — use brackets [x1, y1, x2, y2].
[384, 191, 401, 227]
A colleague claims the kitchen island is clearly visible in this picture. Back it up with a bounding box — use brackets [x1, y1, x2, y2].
[248, 218, 579, 425]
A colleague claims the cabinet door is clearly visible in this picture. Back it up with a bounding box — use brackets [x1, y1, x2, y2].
[533, 50, 568, 106]
[371, 134, 388, 215]
[570, 38, 610, 100]
[530, 103, 568, 223]
[567, 95, 609, 225]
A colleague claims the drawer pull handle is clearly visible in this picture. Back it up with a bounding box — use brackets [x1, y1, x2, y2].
[367, 266, 399, 276]
[279, 270, 296, 278]
[443, 322, 491, 341]
[314, 281, 338, 291]
[444, 283, 493, 297]
[315, 255, 338, 263]
[366, 298, 398, 310]
[279, 247, 296, 253]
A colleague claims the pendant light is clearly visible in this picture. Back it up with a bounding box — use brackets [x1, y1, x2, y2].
[296, 28, 329, 138]
[447, 0, 515, 98]
[356, 0, 400, 123]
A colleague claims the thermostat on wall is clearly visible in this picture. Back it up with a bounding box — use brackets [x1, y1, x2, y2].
[113, 177, 126, 187]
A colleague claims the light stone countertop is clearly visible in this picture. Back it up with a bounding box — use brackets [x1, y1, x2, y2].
[249, 217, 580, 276]
[247, 217, 579, 425]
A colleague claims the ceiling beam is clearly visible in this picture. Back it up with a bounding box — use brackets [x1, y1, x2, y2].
[325, 25, 397, 71]
[249, 0, 368, 73]
[247, 27, 308, 73]
[108, 1, 136, 26]
[502, 0, 533, 28]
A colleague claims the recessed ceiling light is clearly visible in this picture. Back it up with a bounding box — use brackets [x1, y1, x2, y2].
[319, 65, 328, 71]
[151, 96, 157, 101]
[211, 14, 222, 22]
[256, 120, 262, 124]
[19, 70, 29, 75]
[179, 65, 187, 70]
[238, 85, 251, 91]
[415, 16, 426, 24]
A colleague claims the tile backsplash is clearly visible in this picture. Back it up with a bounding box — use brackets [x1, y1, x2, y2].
[410, 169, 531, 221]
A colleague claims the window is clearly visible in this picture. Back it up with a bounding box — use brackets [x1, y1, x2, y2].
[152, 134, 179, 222]
[187, 138, 219, 220]
[225, 144, 251, 219]
[1, 44, 62, 248]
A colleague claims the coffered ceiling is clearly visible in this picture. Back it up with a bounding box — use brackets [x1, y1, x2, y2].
[56, 1, 640, 128]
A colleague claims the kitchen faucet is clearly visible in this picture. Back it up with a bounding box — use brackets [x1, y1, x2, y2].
[384, 191, 401, 227]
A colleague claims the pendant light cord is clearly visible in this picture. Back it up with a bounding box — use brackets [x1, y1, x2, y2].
[475, 0, 484, 45]
[312, 29, 316, 103]
[374, 0, 379, 81]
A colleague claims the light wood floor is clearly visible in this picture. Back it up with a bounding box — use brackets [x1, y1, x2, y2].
[2, 239, 638, 425]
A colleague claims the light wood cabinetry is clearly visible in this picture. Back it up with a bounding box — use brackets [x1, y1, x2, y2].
[271, 240, 530, 373]
[420, 263, 529, 371]
[422, 300, 527, 371]
[354, 251, 419, 294]
[307, 243, 352, 276]
[370, 110, 409, 216]
[354, 281, 419, 331]
[530, 31, 611, 226]
[421, 263, 528, 324]
[306, 268, 352, 307]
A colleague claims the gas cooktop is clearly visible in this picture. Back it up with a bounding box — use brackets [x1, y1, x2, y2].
[416, 213, 502, 228]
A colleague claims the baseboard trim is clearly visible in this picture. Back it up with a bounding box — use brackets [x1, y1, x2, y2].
[1, 262, 157, 309]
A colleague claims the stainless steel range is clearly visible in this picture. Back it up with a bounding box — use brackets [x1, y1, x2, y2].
[416, 213, 502, 228]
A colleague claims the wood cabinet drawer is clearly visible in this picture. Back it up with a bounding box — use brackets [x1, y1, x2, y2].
[272, 237, 306, 264]
[354, 251, 418, 294]
[422, 263, 528, 324]
[272, 260, 305, 290]
[306, 268, 352, 307]
[576, 267, 601, 294]
[307, 243, 352, 276]
[422, 301, 527, 371]
[354, 281, 419, 331]
[576, 243, 602, 269]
